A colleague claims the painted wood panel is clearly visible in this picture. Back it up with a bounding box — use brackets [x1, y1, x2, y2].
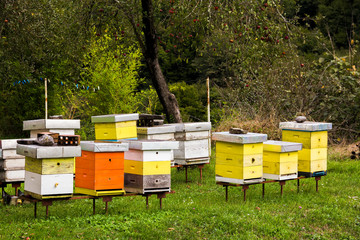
[25, 157, 74, 175]
[263, 140, 302, 152]
[215, 164, 262, 180]
[174, 131, 210, 141]
[137, 133, 175, 141]
[279, 121, 332, 131]
[124, 160, 171, 175]
[124, 173, 170, 190]
[298, 148, 327, 161]
[95, 124, 137, 140]
[17, 144, 81, 159]
[298, 159, 327, 173]
[174, 139, 209, 159]
[216, 152, 262, 167]
[1, 149, 24, 159]
[23, 119, 80, 130]
[216, 142, 263, 155]
[282, 130, 328, 149]
[215, 176, 263, 185]
[91, 114, 139, 123]
[0, 159, 25, 170]
[75, 168, 124, 190]
[0, 170, 25, 182]
[24, 171, 73, 195]
[212, 132, 267, 144]
[263, 161, 298, 175]
[76, 151, 124, 170]
[124, 149, 173, 162]
[263, 151, 298, 163]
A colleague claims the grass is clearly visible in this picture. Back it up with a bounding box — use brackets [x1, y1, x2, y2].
[1, 149, 360, 239]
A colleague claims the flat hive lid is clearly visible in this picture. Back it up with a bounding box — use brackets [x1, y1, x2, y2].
[91, 114, 139, 123]
[137, 125, 176, 135]
[123, 140, 179, 150]
[0, 139, 33, 150]
[81, 141, 129, 152]
[212, 132, 267, 144]
[16, 144, 81, 159]
[279, 121, 332, 131]
[263, 140, 302, 152]
[166, 122, 211, 132]
[23, 119, 80, 130]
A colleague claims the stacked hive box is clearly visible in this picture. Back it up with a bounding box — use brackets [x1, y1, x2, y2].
[75, 141, 129, 196]
[92, 114, 139, 140]
[263, 140, 303, 180]
[166, 122, 211, 166]
[124, 140, 179, 194]
[17, 144, 81, 199]
[23, 119, 80, 138]
[280, 121, 332, 177]
[0, 139, 26, 182]
[212, 132, 267, 184]
[137, 125, 176, 141]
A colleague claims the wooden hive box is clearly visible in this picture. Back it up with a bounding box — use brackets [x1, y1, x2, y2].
[137, 125, 176, 141]
[23, 119, 80, 138]
[212, 132, 267, 184]
[92, 114, 139, 140]
[17, 144, 81, 199]
[124, 140, 179, 194]
[280, 121, 332, 177]
[75, 141, 129, 196]
[0, 170, 25, 182]
[263, 140, 302, 180]
[166, 122, 211, 165]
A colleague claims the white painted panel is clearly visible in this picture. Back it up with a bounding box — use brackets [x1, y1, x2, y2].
[212, 132, 267, 144]
[0, 159, 25, 170]
[17, 145, 81, 158]
[81, 141, 129, 152]
[0, 170, 25, 182]
[23, 119, 80, 130]
[124, 140, 179, 150]
[174, 131, 210, 141]
[25, 171, 73, 195]
[137, 133, 175, 141]
[125, 149, 173, 162]
[137, 125, 176, 134]
[1, 149, 23, 159]
[279, 121, 332, 131]
[30, 129, 75, 138]
[215, 176, 263, 185]
[174, 139, 209, 159]
[0, 139, 18, 149]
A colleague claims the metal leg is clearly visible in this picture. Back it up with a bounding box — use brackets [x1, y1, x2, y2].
[159, 198, 162, 209]
[34, 202, 37, 218]
[146, 195, 149, 209]
[262, 183, 265, 198]
[279, 181, 286, 196]
[297, 179, 300, 193]
[157, 192, 166, 210]
[198, 165, 204, 181]
[102, 196, 112, 214]
[225, 185, 228, 202]
[315, 176, 321, 192]
[185, 166, 188, 183]
[242, 185, 249, 202]
[93, 198, 96, 215]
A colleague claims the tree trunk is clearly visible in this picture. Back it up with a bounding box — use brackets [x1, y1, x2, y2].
[141, 0, 182, 123]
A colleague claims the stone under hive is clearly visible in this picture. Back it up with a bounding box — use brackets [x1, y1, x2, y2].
[166, 122, 211, 166]
[23, 119, 80, 138]
[17, 144, 81, 199]
[137, 125, 176, 141]
[124, 140, 179, 194]
[75, 141, 129, 196]
[212, 132, 267, 184]
[0, 139, 27, 183]
[280, 121, 332, 177]
[263, 140, 303, 180]
[92, 114, 139, 140]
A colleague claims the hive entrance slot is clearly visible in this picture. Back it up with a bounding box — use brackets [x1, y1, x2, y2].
[251, 158, 255, 163]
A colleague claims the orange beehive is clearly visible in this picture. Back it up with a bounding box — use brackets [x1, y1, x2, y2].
[75, 142, 129, 194]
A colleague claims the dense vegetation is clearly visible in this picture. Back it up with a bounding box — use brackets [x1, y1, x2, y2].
[0, 0, 359, 141]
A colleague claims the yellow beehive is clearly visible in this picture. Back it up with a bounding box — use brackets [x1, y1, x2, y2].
[124, 160, 171, 175]
[262, 140, 302, 180]
[212, 132, 267, 184]
[25, 157, 75, 175]
[280, 121, 332, 177]
[91, 114, 139, 140]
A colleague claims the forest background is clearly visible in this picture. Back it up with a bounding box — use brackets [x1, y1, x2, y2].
[0, 0, 359, 143]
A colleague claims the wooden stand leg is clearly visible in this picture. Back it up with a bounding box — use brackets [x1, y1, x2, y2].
[103, 196, 112, 214]
[12, 183, 21, 196]
[42, 200, 52, 218]
[225, 185, 228, 202]
[198, 164, 204, 181]
[315, 176, 321, 192]
[93, 198, 96, 215]
[242, 185, 249, 202]
[262, 183, 265, 198]
[157, 192, 166, 210]
[146, 195, 149, 209]
[279, 181, 286, 196]
[34, 202, 37, 218]
[297, 179, 300, 193]
[185, 166, 188, 183]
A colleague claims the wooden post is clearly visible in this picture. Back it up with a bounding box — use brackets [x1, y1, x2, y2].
[45, 78, 48, 119]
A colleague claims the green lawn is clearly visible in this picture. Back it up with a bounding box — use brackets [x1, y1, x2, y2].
[1, 152, 359, 239]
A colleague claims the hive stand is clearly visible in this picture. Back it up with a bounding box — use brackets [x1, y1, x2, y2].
[19, 191, 174, 218]
[172, 163, 208, 183]
[217, 176, 323, 202]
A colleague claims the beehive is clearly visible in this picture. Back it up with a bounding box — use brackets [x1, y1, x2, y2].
[0, 139, 27, 182]
[75, 141, 129, 196]
[23, 119, 80, 138]
[124, 140, 179, 194]
[263, 140, 302, 180]
[280, 121, 332, 177]
[137, 125, 176, 141]
[92, 114, 139, 140]
[166, 122, 211, 165]
[17, 144, 81, 199]
[212, 132, 267, 184]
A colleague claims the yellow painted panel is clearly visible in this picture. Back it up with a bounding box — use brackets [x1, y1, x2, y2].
[216, 152, 262, 167]
[25, 157, 74, 175]
[298, 148, 327, 161]
[75, 187, 125, 196]
[282, 130, 328, 149]
[95, 121, 136, 128]
[124, 160, 170, 175]
[215, 164, 262, 179]
[95, 125, 137, 140]
[216, 142, 263, 155]
[263, 151, 298, 163]
[263, 161, 297, 175]
[24, 191, 72, 200]
[298, 159, 327, 172]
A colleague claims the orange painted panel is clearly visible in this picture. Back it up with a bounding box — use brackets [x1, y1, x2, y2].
[75, 168, 124, 190]
[76, 151, 124, 171]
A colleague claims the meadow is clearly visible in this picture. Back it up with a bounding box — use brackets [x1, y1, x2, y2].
[0, 148, 359, 240]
